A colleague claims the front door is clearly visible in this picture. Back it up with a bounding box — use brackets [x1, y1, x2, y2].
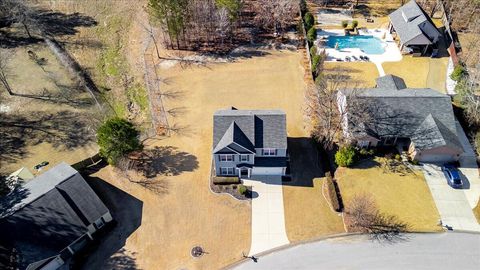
[240, 168, 249, 178]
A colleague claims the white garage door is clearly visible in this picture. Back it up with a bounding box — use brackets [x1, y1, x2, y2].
[251, 167, 284, 176]
[418, 154, 456, 163]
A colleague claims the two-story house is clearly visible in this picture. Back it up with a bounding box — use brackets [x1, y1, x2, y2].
[212, 108, 288, 178]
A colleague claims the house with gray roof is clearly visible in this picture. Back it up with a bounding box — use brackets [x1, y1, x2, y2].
[388, 0, 441, 55]
[213, 108, 288, 178]
[338, 74, 464, 163]
[0, 162, 112, 270]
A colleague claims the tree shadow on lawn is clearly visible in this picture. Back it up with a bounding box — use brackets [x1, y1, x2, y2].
[129, 146, 199, 178]
[75, 177, 143, 270]
[0, 8, 97, 49]
[286, 137, 326, 187]
[0, 110, 97, 164]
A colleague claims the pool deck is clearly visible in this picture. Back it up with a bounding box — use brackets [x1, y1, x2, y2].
[316, 28, 402, 75]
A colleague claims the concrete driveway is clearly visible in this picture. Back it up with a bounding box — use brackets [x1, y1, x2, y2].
[422, 164, 480, 231]
[420, 122, 480, 232]
[231, 233, 480, 270]
[242, 176, 289, 256]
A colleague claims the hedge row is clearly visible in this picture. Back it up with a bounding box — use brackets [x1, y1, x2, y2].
[212, 176, 240, 185]
[325, 172, 343, 212]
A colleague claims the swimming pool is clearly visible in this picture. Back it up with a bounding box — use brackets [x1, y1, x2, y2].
[326, 35, 385, 55]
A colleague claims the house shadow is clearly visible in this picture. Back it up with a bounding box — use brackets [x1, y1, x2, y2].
[284, 137, 326, 187]
[74, 177, 143, 270]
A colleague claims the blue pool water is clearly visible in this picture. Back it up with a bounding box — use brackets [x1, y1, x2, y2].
[326, 35, 385, 55]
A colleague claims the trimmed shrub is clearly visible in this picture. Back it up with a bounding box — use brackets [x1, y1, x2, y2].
[213, 176, 240, 184]
[352, 20, 358, 29]
[450, 64, 467, 81]
[312, 54, 321, 71]
[238, 184, 247, 195]
[309, 45, 317, 58]
[307, 27, 317, 42]
[325, 174, 342, 212]
[97, 118, 141, 165]
[341, 20, 349, 28]
[335, 146, 357, 167]
[304, 12, 315, 29]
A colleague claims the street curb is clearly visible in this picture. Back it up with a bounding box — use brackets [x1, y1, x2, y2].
[221, 231, 480, 269]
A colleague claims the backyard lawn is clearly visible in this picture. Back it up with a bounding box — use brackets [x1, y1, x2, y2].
[324, 62, 379, 88]
[336, 157, 442, 232]
[382, 56, 449, 93]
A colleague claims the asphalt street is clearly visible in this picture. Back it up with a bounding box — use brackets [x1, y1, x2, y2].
[231, 233, 480, 270]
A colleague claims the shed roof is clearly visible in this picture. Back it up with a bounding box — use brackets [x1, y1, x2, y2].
[389, 0, 438, 45]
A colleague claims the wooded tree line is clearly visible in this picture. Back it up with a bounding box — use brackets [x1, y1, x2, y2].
[148, 0, 299, 52]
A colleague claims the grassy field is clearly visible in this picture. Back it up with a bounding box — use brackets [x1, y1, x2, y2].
[0, 44, 98, 176]
[336, 157, 442, 232]
[324, 62, 379, 88]
[382, 56, 448, 92]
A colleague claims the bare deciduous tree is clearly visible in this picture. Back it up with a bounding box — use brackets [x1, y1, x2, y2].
[456, 69, 480, 127]
[254, 0, 299, 37]
[306, 68, 362, 150]
[345, 193, 409, 242]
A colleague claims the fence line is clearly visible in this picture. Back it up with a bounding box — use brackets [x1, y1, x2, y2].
[142, 37, 171, 137]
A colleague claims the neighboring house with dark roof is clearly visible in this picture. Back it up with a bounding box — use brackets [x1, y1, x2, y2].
[388, 0, 441, 55]
[0, 163, 112, 270]
[213, 108, 288, 177]
[338, 75, 464, 163]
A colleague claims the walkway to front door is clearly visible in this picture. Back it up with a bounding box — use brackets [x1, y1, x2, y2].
[242, 175, 289, 256]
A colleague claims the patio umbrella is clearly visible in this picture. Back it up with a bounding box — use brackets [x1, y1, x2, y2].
[335, 42, 339, 50]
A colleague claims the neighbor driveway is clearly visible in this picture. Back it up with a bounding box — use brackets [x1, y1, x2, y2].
[242, 176, 289, 256]
[421, 122, 480, 232]
[422, 164, 480, 231]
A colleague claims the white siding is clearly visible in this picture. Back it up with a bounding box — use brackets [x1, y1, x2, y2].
[251, 167, 285, 176]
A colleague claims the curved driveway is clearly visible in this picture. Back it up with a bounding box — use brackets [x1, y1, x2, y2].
[231, 233, 480, 270]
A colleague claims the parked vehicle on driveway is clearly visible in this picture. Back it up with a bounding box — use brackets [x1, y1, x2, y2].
[441, 165, 463, 188]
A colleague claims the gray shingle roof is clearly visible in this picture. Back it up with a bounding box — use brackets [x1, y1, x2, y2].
[213, 109, 287, 152]
[376, 74, 407, 90]
[213, 122, 255, 153]
[342, 75, 462, 152]
[389, 0, 437, 45]
[0, 163, 110, 269]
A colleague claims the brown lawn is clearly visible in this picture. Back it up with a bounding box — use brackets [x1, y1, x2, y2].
[336, 157, 442, 232]
[382, 56, 449, 93]
[324, 62, 379, 88]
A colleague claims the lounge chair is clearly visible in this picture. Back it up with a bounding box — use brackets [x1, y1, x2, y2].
[363, 55, 370, 61]
[351, 55, 359, 61]
[345, 56, 351, 62]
